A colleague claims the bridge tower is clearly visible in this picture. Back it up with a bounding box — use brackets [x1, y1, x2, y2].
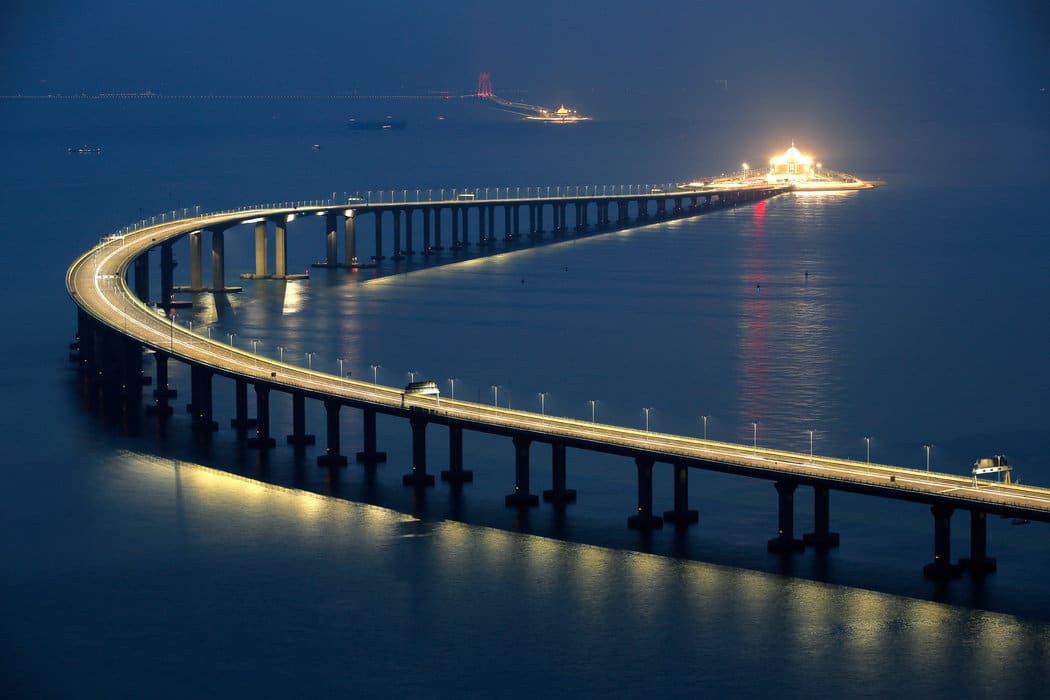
[477, 72, 494, 98]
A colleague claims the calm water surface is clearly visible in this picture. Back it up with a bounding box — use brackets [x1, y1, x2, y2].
[1, 101, 1048, 698]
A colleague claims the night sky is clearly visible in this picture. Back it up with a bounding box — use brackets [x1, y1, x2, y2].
[4, 1, 1047, 124]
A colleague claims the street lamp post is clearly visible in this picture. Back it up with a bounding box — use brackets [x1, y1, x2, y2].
[338, 358, 345, 377]
[371, 364, 380, 384]
[277, 346, 284, 362]
[539, 392, 547, 415]
[701, 415, 708, 440]
[589, 400, 597, 423]
[643, 407, 652, 433]
[864, 436, 872, 464]
[251, 339, 259, 354]
[924, 444, 932, 471]
[408, 370, 417, 383]
[448, 377, 456, 400]
[491, 385, 500, 407]
[228, 332, 236, 346]
[808, 430, 814, 457]
[752, 422, 758, 449]
[306, 352, 314, 370]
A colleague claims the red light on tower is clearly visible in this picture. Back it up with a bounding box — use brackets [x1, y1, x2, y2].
[477, 72, 493, 98]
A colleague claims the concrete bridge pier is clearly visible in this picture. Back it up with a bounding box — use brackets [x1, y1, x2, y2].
[672, 198, 683, 216]
[133, 253, 150, 303]
[441, 425, 474, 482]
[512, 206, 521, 239]
[477, 206, 488, 247]
[317, 400, 348, 466]
[320, 212, 338, 266]
[342, 211, 357, 266]
[230, 378, 257, 431]
[542, 442, 576, 503]
[656, 199, 667, 219]
[145, 351, 174, 416]
[527, 205, 537, 239]
[405, 209, 415, 254]
[451, 208, 461, 249]
[767, 481, 805, 551]
[188, 364, 218, 432]
[958, 510, 997, 574]
[210, 228, 227, 290]
[356, 408, 388, 464]
[802, 485, 840, 547]
[286, 393, 316, 447]
[392, 210, 404, 260]
[374, 212, 384, 260]
[536, 203, 545, 235]
[189, 230, 204, 290]
[487, 206, 496, 244]
[460, 207, 470, 246]
[253, 221, 269, 276]
[422, 208, 432, 254]
[663, 462, 699, 526]
[504, 206, 513, 240]
[636, 199, 649, 222]
[275, 219, 288, 277]
[505, 436, 539, 507]
[628, 456, 663, 529]
[433, 208, 443, 250]
[247, 384, 276, 448]
[160, 242, 175, 307]
[923, 504, 961, 578]
[403, 415, 435, 486]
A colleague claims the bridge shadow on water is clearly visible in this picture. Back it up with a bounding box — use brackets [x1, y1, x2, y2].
[69, 367, 1045, 622]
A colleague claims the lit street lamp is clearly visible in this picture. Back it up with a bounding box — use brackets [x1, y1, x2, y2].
[408, 369, 417, 383]
[228, 332, 236, 346]
[643, 407, 653, 433]
[589, 399, 597, 423]
[491, 385, 501, 407]
[701, 415, 708, 440]
[924, 444, 932, 471]
[752, 421, 758, 449]
[448, 377, 457, 400]
[371, 363, 380, 384]
[338, 358, 345, 377]
[539, 392, 548, 415]
[864, 436, 872, 464]
[808, 430, 814, 458]
[306, 352, 314, 370]
[277, 345, 284, 362]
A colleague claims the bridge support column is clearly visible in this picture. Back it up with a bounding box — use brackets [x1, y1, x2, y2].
[505, 436, 539, 506]
[461, 207, 470, 246]
[317, 400, 348, 466]
[768, 481, 804, 551]
[286, 392, 316, 446]
[324, 212, 338, 265]
[189, 365, 217, 432]
[133, 253, 150, 303]
[488, 206, 496, 243]
[247, 384, 276, 448]
[512, 205, 520, 238]
[343, 211, 357, 266]
[189, 230, 203, 290]
[451, 208, 460, 248]
[160, 242, 175, 307]
[230, 378, 257, 431]
[254, 221, 269, 276]
[543, 442, 576, 503]
[528, 205, 537, 238]
[958, 510, 997, 574]
[211, 228, 226, 291]
[441, 425, 473, 482]
[356, 408, 388, 464]
[504, 205, 512, 239]
[923, 505, 961, 578]
[433, 208, 443, 250]
[145, 351, 174, 416]
[275, 220, 288, 277]
[423, 208, 431, 254]
[374, 211, 384, 260]
[536, 203, 544, 234]
[628, 456, 663, 529]
[392, 210, 404, 260]
[663, 462, 698, 526]
[802, 485, 840, 547]
[403, 415, 435, 486]
[405, 209, 415, 254]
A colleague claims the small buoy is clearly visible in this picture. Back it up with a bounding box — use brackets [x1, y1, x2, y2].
[804, 270, 809, 279]
[756, 283, 761, 295]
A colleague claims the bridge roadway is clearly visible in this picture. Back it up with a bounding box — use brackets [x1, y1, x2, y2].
[68, 198, 1050, 576]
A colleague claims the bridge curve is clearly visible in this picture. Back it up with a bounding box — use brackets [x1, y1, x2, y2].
[67, 195, 1050, 578]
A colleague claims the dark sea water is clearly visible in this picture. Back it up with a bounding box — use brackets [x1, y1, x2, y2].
[2, 99, 1049, 698]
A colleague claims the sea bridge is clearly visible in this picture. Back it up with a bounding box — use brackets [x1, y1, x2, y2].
[68, 185, 1050, 579]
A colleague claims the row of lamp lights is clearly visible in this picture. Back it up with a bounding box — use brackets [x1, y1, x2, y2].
[212, 330, 937, 471]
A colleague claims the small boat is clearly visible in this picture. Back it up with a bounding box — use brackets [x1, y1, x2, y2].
[68, 145, 102, 154]
[311, 144, 321, 150]
[1011, 518, 1031, 526]
[348, 117, 406, 131]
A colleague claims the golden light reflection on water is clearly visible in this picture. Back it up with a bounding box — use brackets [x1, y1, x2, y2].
[103, 449, 1050, 676]
[281, 280, 307, 315]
